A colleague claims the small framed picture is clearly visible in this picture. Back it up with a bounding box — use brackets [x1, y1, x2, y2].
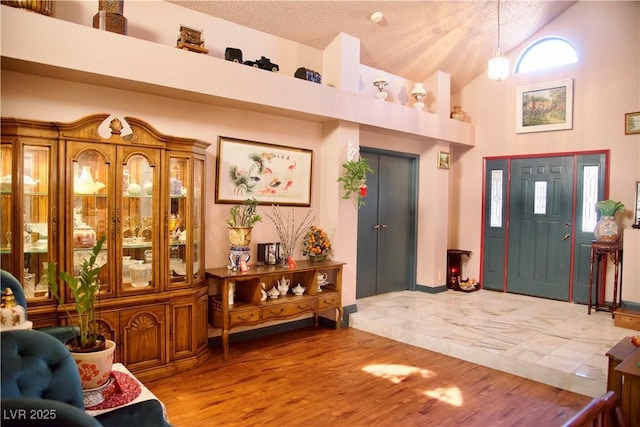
[625, 111, 640, 135]
[438, 151, 450, 169]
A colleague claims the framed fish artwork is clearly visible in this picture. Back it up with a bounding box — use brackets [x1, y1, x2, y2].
[216, 136, 312, 206]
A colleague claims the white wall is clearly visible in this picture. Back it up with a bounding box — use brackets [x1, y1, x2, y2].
[452, 1, 640, 303]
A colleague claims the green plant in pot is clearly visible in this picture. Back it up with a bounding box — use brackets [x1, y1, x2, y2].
[594, 200, 625, 241]
[46, 235, 116, 391]
[337, 158, 374, 209]
[226, 198, 263, 246]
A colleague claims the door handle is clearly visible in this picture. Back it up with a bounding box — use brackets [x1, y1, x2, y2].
[564, 223, 571, 228]
[562, 233, 570, 241]
[372, 224, 380, 229]
[380, 224, 388, 228]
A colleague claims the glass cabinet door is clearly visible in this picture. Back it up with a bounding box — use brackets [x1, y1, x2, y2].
[193, 157, 204, 282]
[120, 151, 159, 293]
[168, 155, 189, 287]
[23, 144, 54, 301]
[0, 142, 15, 277]
[71, 148, 112, 298]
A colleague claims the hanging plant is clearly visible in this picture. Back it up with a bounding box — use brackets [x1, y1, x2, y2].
[337, 158, 374, 209]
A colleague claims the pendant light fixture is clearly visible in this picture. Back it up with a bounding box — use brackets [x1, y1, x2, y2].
[488, 0, 509, 81]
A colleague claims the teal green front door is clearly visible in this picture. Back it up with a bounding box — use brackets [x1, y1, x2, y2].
[507, 157, 574, 300]
[483, 153, 607, 302]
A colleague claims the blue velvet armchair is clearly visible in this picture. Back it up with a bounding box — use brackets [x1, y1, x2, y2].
[1, 329, 172, 427]
[0, 269, 76, 343]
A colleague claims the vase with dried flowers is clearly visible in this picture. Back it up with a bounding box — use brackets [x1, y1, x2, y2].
[264, 206, 316, 268]
[302, 226, 332, 262]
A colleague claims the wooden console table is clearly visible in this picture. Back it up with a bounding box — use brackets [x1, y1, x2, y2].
[587, 241, 622, 317]
[205, 260, 344, 360]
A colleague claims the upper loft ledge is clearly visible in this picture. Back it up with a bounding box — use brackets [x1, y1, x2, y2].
[0, 5, 474, 146]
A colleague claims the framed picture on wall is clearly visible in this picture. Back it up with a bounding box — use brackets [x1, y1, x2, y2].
[216, 136, 312, 206]
[516, 79, 573, 134]
[437, 151, 450, 169]
[625, 111, 640, 135]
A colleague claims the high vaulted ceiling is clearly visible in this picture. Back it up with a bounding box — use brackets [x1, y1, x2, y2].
[168, 1, 577, 93]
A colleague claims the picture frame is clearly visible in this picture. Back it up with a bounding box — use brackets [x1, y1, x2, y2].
[625, 111, 640, 135]
[516, 79, 573, 134]
[437, 151, 450, 170]
[216, 136, 312, 206]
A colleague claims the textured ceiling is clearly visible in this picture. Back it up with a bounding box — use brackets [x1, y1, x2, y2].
[168, 1, 577, 93]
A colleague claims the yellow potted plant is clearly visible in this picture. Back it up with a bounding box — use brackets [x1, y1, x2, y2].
[226, 198, 262, 246]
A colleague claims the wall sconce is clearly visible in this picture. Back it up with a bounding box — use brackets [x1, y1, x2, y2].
[411, 83, 426, 110]
[373, 73, 389, 101]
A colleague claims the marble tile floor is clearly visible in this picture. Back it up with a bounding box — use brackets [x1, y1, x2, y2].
[349, 289, 635, 398]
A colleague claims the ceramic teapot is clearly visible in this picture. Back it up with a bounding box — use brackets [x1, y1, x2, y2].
[268, 286, 280, 299]
[277, 276, 290, 295]
[317, 272, 328, 284]
[292, 283, 306, 296]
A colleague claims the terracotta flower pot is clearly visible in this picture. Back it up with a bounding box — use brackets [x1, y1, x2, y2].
[71, 339, 116, 390]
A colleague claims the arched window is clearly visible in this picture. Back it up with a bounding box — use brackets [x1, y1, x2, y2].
[515, 37, 578, 74]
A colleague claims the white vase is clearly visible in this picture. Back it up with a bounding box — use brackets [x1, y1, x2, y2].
[75, 165, 95, 194]
[71, 339, 116, 390]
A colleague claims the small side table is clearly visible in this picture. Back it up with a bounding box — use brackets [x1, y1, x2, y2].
[587, 240, 623, 318]
[446, 249, 472, 289]
[86, 363, 168, 420]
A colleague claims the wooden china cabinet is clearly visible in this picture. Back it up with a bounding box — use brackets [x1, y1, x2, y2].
[1, 114, 210, 382]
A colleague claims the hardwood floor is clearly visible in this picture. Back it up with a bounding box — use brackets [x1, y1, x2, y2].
[146, 327, 591, 427]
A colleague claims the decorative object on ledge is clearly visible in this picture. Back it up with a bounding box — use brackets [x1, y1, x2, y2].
[437, 151, 450, 170]
[450, 106, 466, 121]
[264, 205, 316, 268]
[295, 67, 322, 83]
[216, 136, 312, 206]
[487, 0, 509, 81]
[225, 47, 243, 63]
[411, 83, 427, 110]
[224, 47, 279, 72]
[176, 25, 208, 54]
[625, 111, 640, 135]
[92, 0, 127, 35]
[1, 0, 54, 16]
[373, 73, 389, 101]
[594, 200, 625, 241]
[303, 226, 332, 262]
[244, 56, 279, 72]
[516, 79, 573, 134]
